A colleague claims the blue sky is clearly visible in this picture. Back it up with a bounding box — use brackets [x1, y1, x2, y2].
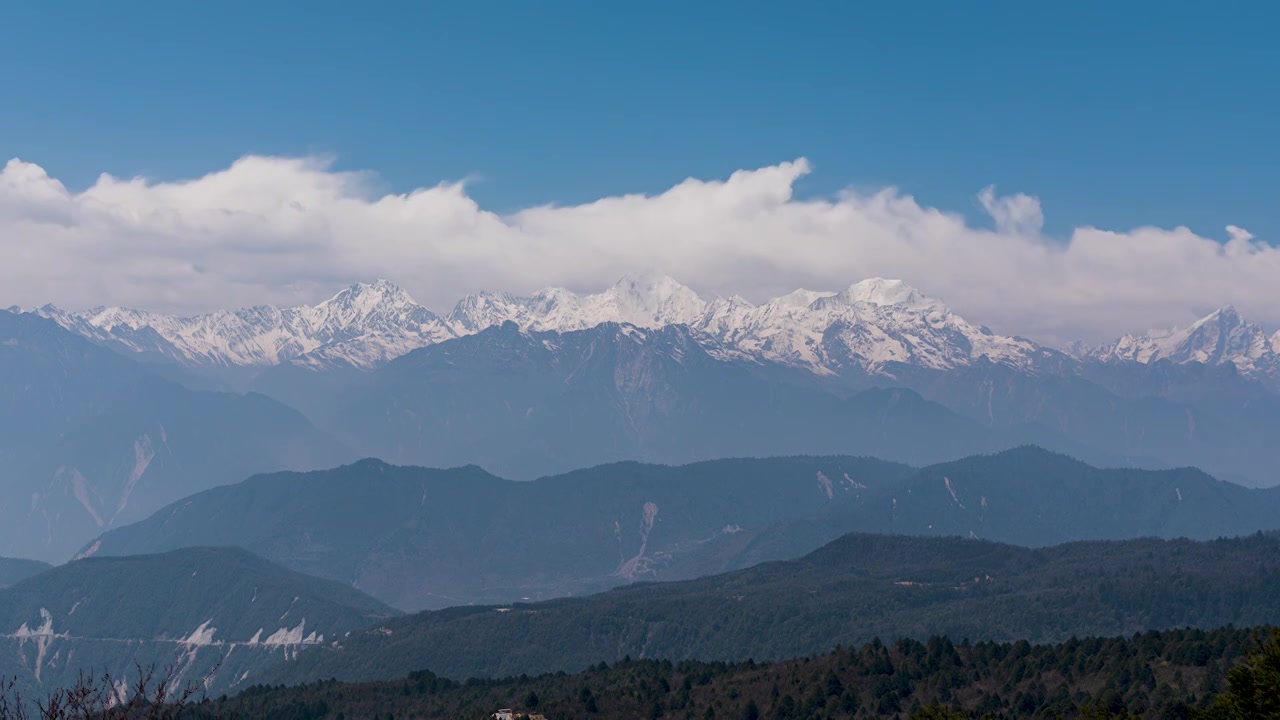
[2, 1, 1275, 239]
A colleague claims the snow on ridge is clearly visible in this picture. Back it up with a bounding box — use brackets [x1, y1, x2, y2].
[34, 280, 457, 370]
[256, 619, 322, 646]
[836, 278, 937, 309]
[770, 289, 835, 308]
[181, 620, 217, 646]
[1082, 305, 1280, 383]
[30, 274, 1055, 376]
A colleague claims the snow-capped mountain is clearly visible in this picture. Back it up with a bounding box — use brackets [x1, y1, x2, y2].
[447, 276, 1051, 375]
[696, 278, 1052, 375]
[18, 274, 1057, 376]
[445, 274, 708, 334]
[42, 274, 1280, 383]
[1086, 306, 1280, 384]
[30, 280, 457, 370]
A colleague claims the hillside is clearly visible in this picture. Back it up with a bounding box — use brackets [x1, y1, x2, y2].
[82, 449, 1280, 612]
[81, 456, 915, 610]
[0, 311, 352, 562]
[0, 547, 396, 697]
[665, 447, 1280, 580]
[261, 532, 1280, 684]
[0, 557, 51, 588]
[317, 321, 1066, 479]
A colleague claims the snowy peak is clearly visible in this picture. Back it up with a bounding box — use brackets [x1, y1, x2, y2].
[445, 275, 708, 336]
[1088, 305, 1280, 382]
[694, 277, 1044, 374]
[445, 291, 527, 334]
[1175, 306, 1254, 365]
[599, 274, 707, 327]
[316, 280, 419, 319]
[303, 280, 445, 337]
[835, 278, 936, 310]
[769, 289, 835, 309]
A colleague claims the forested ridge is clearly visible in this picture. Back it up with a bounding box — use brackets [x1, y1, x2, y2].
[266, 532, 1280, 683]
[197, 626, 1278, 720]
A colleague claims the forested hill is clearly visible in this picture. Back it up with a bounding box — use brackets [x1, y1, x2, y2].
[265, 532, 1280, 684]
[208, 626, 1269, 720]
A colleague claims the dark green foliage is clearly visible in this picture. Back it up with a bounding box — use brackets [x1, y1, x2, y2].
[1195, 627, 1280, 719]
[198, 627, 1265, 720]
[265, 532, 1280, 683]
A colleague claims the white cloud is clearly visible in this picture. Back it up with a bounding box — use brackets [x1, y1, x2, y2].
[978, 185, 1044, 237]
[1, 155, 1276, 344]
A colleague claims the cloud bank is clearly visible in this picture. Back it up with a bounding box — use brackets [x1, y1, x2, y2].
[2, 155, 1276, 344]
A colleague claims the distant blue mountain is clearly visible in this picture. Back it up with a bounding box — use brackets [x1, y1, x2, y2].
[0, 311, 353, 561]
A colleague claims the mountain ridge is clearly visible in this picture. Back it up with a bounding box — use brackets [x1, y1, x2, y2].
[1084, 304, 1280, 383]
[23, 275, 1280, 388]
[76, 447, 1280, 612]
[261, 531, 1280, 683]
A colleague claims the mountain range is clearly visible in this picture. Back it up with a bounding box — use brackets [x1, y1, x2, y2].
[21, 275, 1280, 385]
[4, 275, 1280, 567]
[78, 448, 1280, 612]
[15, 275, 1280, 488]
[79, 455, 917, 611]
[308, 322, 1088, 478]
[1084, 304, 1280, 381]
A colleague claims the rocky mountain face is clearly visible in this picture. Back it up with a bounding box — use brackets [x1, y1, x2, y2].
[0, 547, 395, 698]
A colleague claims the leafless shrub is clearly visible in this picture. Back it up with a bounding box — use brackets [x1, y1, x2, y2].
[0, 663, 219, 720]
